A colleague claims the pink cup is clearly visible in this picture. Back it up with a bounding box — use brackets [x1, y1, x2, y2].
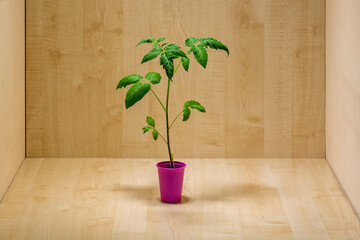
[156, 161, 186, 203]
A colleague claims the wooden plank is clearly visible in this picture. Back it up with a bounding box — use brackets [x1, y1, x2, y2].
[271, 159, 331, 240]
[0, 158, 359, 239]
[264, 0, 292, 157]
[0, 0, 25, 199]
[0, 159, 42, 239]
[26, 0, 43, 156]
[225, 0, 265, 157]
[290, 0, 325, 157]
[228, 159, 293, 239]
[26, 0, 325, 158]
[326, 0, 360, 218]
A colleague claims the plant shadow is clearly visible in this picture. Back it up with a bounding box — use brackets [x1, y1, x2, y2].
[112, 184, 157, 201]
[113, 182, 275, 203]
[196, 182, 278, 202]
[112, 183, 195, 204]
[153, 195, 193, 204]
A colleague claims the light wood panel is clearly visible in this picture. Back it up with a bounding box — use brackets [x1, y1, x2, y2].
[0, 0, 25, 200]
[326, 0, 360, 217]
[26, 0, 325, 158]
[0, 158, 359, 239]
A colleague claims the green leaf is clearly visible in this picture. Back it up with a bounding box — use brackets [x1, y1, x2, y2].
[125, 82, 151, 109]
[117, 74, 142, 89]
[182, 100, 206, 121]
[146, 116, 155, 127]
[165, 44, 181, 50]
[142, 126, 151, 133]
[185, 37, 199, 47]
[181, 57, 190, 71]
[160, 53, 174, 79]
[199, 37, 229, 55]
[136, 37, 155, 46]
[182, 108, 191, 121]
[184, 100, 206, 112]
[162, 43, 168, 46]
[190, 44, 208, 68]
[152, 129, 158, 140]
[145, 72, 161, 84]
[141, 47, 162, 64]
[165, 49, 187, 60]
[157, 37, 166, 42]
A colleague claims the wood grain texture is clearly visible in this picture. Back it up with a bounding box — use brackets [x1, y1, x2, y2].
[0, 158, 359, 239]
[26, 0, 325, 158]
[326, 0, 360, 217]
[0, 0, 25, 199]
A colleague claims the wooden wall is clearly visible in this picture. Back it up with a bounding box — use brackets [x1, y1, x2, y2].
[326, 0, 360, 217]
[26, 0, 325, 158]
[0, 0, 25, 199]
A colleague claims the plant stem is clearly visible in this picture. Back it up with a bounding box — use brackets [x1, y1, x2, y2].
[150, 88, 166, 112]
[141, 80, 166, 112]
[167, 59, 187, 129]
[157, 132, 168, 145]
[169, 110, 183, 130]
[164, 60, 184, 168]
[150, 127, 167, 144]
[173, 60, 182, 76]
[165, 77, 175, 168]
[172, 52, 189, 76]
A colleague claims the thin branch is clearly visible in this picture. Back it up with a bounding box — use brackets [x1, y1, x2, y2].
[157, 131, 168, 145]
[173, 60, 182, 76]
[141, 79, 166, 112]
[171, 51, 190, 80]
[150, 88, 166, 112]
[149, 126, 167, 144]
[169, 110, 183, 130]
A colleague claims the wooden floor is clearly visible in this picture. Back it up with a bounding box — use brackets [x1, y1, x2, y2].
[0, 158, 359, 240]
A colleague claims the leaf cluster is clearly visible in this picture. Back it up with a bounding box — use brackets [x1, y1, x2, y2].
[135, 36, 229, 73]
[142, 116, 158, 141]
[116, 72, 161, 109]
[116, 36, 228, 149]
[182, 100, 206, 121]
[185, 37, 229, 68]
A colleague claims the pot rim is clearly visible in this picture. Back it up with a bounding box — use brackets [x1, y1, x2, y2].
[156, 161, 186, 170]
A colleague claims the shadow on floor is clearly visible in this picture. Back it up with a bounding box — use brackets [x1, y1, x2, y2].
[113, 183, 194, 204]
[152, 195, 194, 204]
[112, 184, 157, 201]
[197, 183, 278, 202]
[113, 182, 276, 203]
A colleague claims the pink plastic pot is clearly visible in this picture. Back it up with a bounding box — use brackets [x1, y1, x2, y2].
[156, 161, 186, 203]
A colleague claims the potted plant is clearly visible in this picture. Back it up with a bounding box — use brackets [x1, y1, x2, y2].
[117, 37, 229, 203]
